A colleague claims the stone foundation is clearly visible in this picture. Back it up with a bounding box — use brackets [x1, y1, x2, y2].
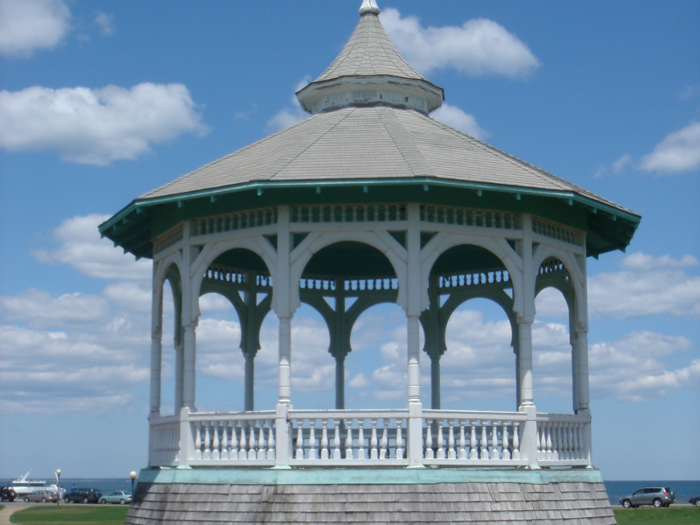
[125, 468, 616, 524]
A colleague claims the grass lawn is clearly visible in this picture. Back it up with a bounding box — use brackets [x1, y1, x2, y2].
[614, 507, 700, 525]
[10, 506, 129, 525]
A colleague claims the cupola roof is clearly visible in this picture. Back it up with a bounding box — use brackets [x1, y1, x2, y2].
[296, 2, 444, 115]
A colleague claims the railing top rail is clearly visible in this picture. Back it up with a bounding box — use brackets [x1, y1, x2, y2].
[536, 412, 591, 423]
[149, 414, 181, 424]
[289, 409, 409, 420]
[188, 410, 276, 422]
[422, 409, 528, 421]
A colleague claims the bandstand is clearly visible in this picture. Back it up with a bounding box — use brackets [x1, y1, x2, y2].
[101, 2, 640, 523]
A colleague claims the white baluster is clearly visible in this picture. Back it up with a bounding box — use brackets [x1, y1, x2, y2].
[546, 425, 553, 460]
[333, 420, 341, 460]
[469, 423, 478, 460]
[308, 421, 317, 460]
[357, 420, 365, 460]
[512, 422, 521, 460]
[436, 420, 445, 459]
[502, 423, 511, 460]
[320, 420, 329, 460]
[448, 420, 456, 460]
[221, 423, 229, 461]
[380, 420, 388, 460]
[295, 422, 304, 460]
[248, 423, 257, 460]
[491, 422, 500, 460]
[238, 423, 248, 460]
[425, 420, 434, 459]
[370, 419, 378, 460]
[552, 423, 559, 461]
[194, 424, 203, 460]
[561, 423, 569, 461]
[267, 421, 276, 461]
[345, 419, 354, 460]
[395, 420, 403, 460]
[212, 423, 220, 461]
[537, 426, 545, 461]
[203, 424, 211, 460]
[230, 422, 239, 460]
[257, 423, 266, 460]
[572, 423, 580, 460]
[480, 423, 489, 460]
[458, 420, 467, 460]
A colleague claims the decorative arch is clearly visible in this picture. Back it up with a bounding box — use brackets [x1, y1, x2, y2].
[152, 251, 185, 336]
[531, 245, 587, 330]
[189, 235, 278, 322]
[420, 232, 525, 317]
[289, 230, 408, 314]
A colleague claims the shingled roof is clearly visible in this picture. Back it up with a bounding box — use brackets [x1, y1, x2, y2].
[314, 4, 425, 83]
[139, 106, 631, 217]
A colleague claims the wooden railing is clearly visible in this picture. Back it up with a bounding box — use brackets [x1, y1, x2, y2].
[148, 407, 591, 469]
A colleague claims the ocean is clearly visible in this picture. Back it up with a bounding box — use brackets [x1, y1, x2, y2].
[5, 477, 699, 506]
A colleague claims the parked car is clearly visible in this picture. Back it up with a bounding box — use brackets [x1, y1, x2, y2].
[619, 487, 675, 508]
[99, 491, 132, 505]
[0, 486, 16, 502]
[23, 490, 57, 503]
[64, 488, 101, 504]
[689, 496, 700, 507]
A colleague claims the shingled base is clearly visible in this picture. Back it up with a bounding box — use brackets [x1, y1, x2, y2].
[125, 471, 616, 524]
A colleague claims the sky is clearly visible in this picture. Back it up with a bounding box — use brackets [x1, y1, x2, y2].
[0, 0, 699, 482]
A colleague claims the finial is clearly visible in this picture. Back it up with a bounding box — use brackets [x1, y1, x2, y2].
[359, 0, 380, 15]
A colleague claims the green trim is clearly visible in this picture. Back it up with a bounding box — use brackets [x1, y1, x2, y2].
[132, 178, 641, 223]
[137, 466, 603, 486]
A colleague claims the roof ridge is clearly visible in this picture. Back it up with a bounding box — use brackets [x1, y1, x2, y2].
[265, 109, 356, 181]
[418, 112, 635, 213]
[375, 107, 430, 177]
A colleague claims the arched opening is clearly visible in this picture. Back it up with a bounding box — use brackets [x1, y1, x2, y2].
[423, 243, 516, 410]
[298, 241, 399, 409]
[155, 263, 183, 416]
[196, 247, 274, 411]
[441, 298, 516, 412]
[534, 256, 575, 414]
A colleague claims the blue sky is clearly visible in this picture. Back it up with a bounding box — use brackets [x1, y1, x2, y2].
[0, 0, 698, 481]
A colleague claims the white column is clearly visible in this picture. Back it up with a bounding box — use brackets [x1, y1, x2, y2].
[516, 214, 538, 466]
[182, 324, 197, 409]
[275, 206, 293, 466]
[406, 203, 423, 465]
[149, 331, 162, 415]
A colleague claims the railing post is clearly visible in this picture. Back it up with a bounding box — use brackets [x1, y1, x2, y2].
[520, 406, 539, 468]
[275, 403, 291, 467]
[178, 407, 192, 468]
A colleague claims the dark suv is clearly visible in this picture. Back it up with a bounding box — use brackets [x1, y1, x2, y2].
[0, 486, 16, 502]
[619, 487, 675, 508]
[64, 488, 102, 504]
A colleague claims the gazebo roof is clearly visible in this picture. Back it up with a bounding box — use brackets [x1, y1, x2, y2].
[100, 1, 640, 260]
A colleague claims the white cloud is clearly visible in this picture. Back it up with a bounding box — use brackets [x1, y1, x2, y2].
[619, 252, 698, 271]
[0, 289, 109, 329]
[32, 214, 152, 281]
[267, 77, 311, 132]
[0, 0, 71, 57]
[639, 121, 700, 174]
[431, 103, 488, 139]
[589, 253, 700, 319]
[380, 8, 539, 77]
[0, 83, 208, 165]
[589, 332, 697, 402]
[94, 12, 114, 36]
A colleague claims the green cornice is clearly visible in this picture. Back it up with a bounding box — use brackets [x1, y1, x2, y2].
[99, 177, 640, 261]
